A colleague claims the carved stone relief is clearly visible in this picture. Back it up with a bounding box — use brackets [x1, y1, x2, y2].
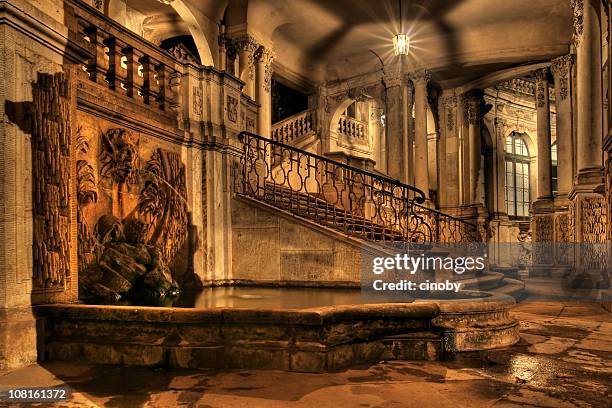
[570, 0, 584, 46]
[227, 95, 238, 123]
[193, 86, 203, 118]
[581, 196, 607, 243]
[75, 114, 193, 304]
[579, 196, 607, 272]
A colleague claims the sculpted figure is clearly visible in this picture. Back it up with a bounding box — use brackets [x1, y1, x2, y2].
[99, 128, 139, 185]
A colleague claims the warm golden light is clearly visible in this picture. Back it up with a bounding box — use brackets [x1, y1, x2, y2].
[393, 34, 410, 56]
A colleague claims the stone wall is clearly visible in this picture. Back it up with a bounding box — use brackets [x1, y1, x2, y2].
[230, 197, 365, 285]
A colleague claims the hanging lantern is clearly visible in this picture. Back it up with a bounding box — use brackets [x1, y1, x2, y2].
[393, 34, 410, 56]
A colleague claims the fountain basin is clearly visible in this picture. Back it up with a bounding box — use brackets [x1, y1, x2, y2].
[35, 289, 518, 372]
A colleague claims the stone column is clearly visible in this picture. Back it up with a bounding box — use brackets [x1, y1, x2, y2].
[410, 70, 431, 197]
[235, 35, 258, 99]
[384, 69, 405, 181]
[439, 94, 459, 209]
[494, 117, 508, 216]
[573, 0, 604, 187]
[531, 68, 555, 272]
[254, 46, 274, 137]
[402, 80, 414, 184]
[534, 68, 553, 200]
[464, 90, 484, 205]
[551, 55, 575, 198]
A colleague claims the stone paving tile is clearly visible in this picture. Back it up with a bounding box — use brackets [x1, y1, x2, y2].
[0, 301, 610, 408]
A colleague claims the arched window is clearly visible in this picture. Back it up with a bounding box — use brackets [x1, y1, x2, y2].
[551, 142, 558, 195]
[505, 132, 530, 219]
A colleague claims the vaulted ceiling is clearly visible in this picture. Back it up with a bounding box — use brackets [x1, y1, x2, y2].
[127, 0, 574, 87]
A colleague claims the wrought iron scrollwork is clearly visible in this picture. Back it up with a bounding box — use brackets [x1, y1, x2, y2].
[235, 131, 479, 244]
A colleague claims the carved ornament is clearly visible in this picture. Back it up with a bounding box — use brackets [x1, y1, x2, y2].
[550, 55, 574, 101]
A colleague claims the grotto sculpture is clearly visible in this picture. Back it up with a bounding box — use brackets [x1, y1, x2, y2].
[78, 216, 179, 304]
[77, 126, 190, 305]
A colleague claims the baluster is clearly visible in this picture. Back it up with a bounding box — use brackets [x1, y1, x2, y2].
[140, 56, 161, 109]
[123, 46, 145, 99]
[158, 66, 179, 112]
[84, 26, 109, 85]
[155, 64, 173, 111]
[288, 122, 294, 141]
[282, 124, 288, 143]
[103, 36, 128, 93]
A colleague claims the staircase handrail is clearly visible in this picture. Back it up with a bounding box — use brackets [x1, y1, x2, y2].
[238, 131, 427, 203]
[236, 131, 481, 243]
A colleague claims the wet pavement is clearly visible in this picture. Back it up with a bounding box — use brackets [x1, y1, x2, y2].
[0, 301, 610, 407]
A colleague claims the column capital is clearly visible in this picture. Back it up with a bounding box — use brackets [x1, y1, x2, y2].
[533, 68, 550, 109]
[233, 34, 260, 53]
[570, 0, 584, 46]
[408, 69, 431, 85]
[254, 46, 275, 65]
[550, 54, 574, 74]
[550, 54, 574, 100]
[441, 95, 457, 109]
[440, 95, 457, 131]
[462, 90, 484, 125]
[533, 67, 549, 83]
[233, 34, 259, 81]
[383, 70, 403, 87]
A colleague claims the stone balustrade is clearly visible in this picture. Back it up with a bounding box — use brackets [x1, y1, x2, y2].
[271, 109, 315, 144]
[338, 115, 367, 139]
[70, 0, 182, 114]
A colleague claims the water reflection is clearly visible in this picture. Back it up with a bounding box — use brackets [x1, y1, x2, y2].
[174, 286, 365, 309]
[104, 286, 491, 308]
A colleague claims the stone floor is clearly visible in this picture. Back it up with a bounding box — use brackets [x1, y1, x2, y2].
[0, 301, 610, 408]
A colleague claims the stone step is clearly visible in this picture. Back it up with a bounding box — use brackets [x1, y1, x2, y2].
[487, 277, 526, 300]
[457, 272, 505, 291]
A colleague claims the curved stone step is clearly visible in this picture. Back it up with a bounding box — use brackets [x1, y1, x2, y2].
[486, 277, 526, 300]
[458, 271, 505, 291]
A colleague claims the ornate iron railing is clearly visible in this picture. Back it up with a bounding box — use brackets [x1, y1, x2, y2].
[235, 131, 480, 243]
[271, 110, 315, 145]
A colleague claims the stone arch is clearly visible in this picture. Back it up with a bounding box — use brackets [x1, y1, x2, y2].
[104, 0, 214, 66]
[167, 0, 214, 66]
[505, 129, 536, 158]
[330, 97, 356, 131]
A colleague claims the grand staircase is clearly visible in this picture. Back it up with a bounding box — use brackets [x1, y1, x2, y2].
[236, 128, 525, 299]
